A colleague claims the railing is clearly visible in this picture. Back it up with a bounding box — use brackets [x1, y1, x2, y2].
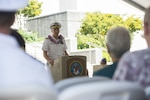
[25, 42, 46, 63]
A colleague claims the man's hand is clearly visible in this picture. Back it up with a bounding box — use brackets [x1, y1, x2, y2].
[48, 59, 54, 66]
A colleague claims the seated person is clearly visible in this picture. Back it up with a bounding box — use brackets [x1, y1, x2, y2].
[93, 26, 131, 78]
[113, 6, 150, 89]
[93, 58, 107, 72]
[100, 58, 107, 65]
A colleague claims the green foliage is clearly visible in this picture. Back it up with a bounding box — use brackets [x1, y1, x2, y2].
[125, 16, 143, 33]
[76, 32, 112, 62]
[18, 29, 44, 42]
[17, 0, 42, 18]
[78, 12, 143, 49]
[76, 34, 102, 49]
[80, 12, 125, 36]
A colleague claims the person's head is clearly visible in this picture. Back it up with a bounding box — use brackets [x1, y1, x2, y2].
[0, 0, 28, 34]
[100, 58, 107, 65]
[0, 12, 15, 28]
[50, 22, 61, 35]
[106, 26, 131, 61]
[144, 6, 150, 47]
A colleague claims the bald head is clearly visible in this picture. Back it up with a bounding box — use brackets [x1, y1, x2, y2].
[106, 26, 131, 58]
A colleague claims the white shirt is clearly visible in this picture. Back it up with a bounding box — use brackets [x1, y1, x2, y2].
[42, 35, 67, 60]
[0, 33, 56, 95]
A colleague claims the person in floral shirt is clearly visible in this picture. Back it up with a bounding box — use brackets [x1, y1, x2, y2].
[113, 6, 150, 89]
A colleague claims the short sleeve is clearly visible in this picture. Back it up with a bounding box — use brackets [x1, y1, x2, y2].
[42, 39, 49, 51]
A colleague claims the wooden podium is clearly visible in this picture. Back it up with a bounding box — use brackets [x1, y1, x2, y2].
[51, 55, 87, 83]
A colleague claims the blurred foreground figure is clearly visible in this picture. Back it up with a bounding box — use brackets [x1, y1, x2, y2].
[10, 29, 26, 50]
[0, 0, 57, 99]
[113, 7, 150, 89]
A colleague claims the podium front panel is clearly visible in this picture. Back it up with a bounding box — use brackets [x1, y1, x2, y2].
[61, 56, 87, 78]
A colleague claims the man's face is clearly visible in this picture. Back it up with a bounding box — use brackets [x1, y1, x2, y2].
[51, 28, 60, 35]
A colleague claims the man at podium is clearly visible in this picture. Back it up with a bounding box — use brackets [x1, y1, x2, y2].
[42, 22, 69, 82]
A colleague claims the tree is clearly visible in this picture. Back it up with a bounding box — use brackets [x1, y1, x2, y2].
[80, 12, 124, 36]
[125, 16, 143, 33]
[15, 0, 42, 29]
[77, 12, 143, 49]
[77, 12, 143, 61]
[18, 0, 43, 18]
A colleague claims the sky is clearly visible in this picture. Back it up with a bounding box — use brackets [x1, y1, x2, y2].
[38, 0, 59, 15]
[38, 0, 144, 16]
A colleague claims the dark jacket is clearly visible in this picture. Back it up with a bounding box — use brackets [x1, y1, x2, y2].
[93, 61, 118, 79]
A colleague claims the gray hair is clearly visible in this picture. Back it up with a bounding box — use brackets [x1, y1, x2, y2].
[106, 26, 131, 58]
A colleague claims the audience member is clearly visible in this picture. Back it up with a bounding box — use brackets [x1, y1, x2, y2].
[0, 0, 56, 97]
[93, 26, 131, 78]
[100, 58, 107, 65]
[92, 58, 107, 74]
[113, 7, 150, 89]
